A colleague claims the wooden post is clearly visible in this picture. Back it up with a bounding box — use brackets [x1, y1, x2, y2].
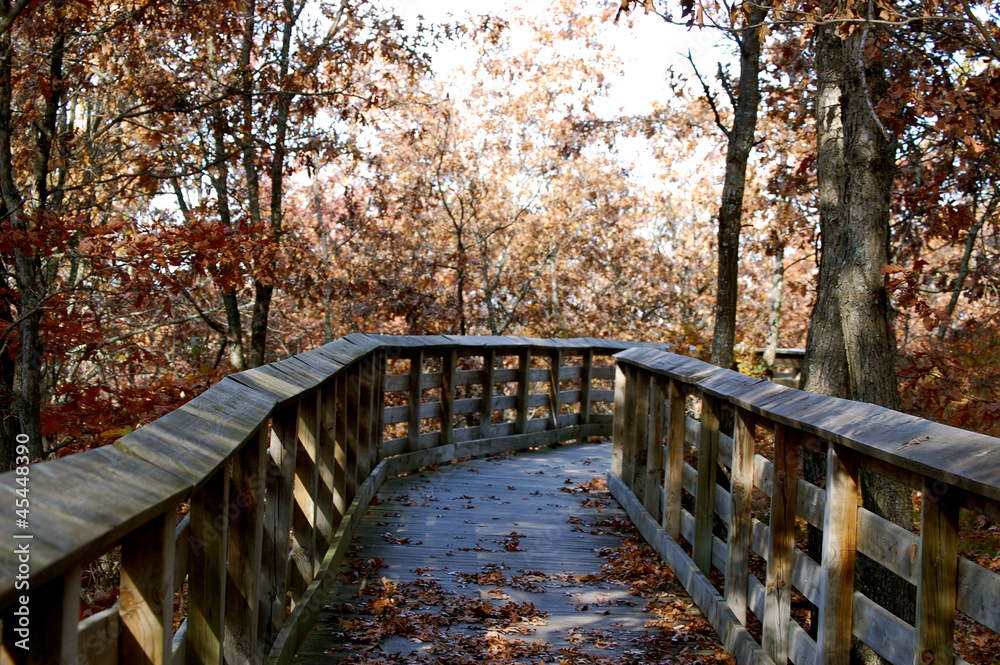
[580, 349, 593, 425]
[1, 569, 80, 665]
[611, 363, 628, 478]
[915, 477, 960, 665]
[122, 511, 176, 665]
[333, 372, 350, 516]
[316, 384, 338, 554]
[725, 408, 756, 624]
[186, 466, 227, 665]
[343, 365, 360, 501]
[663, 379, 686, 541]
[633, 370, 651, 508]
[291, 392, 320, 605]
[762, 422, 800, 664]
[407, 350, 423, 453]
[620, 364, 638, 491]
[357, 355, 375, 478]
[224, 427, 267, 665]
[643, 374, 667, 520]
[547, 349, 562, 430]
[373, 350, 387, 460]
[818, 442, 860, 665]
[258, 405, 297, 660]
[693, 393, 721, 575]
[515, 349, 530, 435]
[480, 348, 495, 439]
[441, 349, 457, 445]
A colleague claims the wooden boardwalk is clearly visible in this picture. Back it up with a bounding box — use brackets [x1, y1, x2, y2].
[293, 441, 728, 664]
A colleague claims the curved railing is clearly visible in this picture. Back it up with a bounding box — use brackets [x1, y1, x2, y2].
[609, 347, 1000, 665]
[0, 334, 666, 665]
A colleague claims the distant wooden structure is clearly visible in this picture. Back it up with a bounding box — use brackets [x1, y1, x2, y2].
[0, 335, 997, 665]
[758, 347, 805, 387]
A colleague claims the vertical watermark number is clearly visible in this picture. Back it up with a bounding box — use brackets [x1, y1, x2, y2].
[11, 433, 33, 649]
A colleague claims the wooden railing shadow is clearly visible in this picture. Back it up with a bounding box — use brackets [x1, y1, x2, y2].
[0, 334, 666, 665]
[609, 347, 1000, 665]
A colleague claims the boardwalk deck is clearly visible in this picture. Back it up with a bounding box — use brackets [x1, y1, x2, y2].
[293, 441, 728, 664]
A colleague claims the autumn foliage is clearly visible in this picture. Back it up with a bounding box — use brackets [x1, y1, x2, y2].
[0, 0, 998, 466]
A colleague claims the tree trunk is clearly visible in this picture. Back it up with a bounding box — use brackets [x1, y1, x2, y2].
[800, 7, 851, 399]
[709, 0, 772, 370]
[838, 16, 915, 659]
[762, 245, 784, 374]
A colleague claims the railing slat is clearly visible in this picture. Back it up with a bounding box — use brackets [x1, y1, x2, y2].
[291, 393, 320, 605]
[480, 349, 495, 439]
[643, 374, 667, 519]
[407, 350, 423, 453]
[663, 379, 686, 541]
[187, 465, 228, 665]
[224, 427, 267, 665]
[2, 568, 80, 665]
[633, 371, 651, 508]
[515, 349, 530, 434]
[693, 394, 721, 575]
[122, 511, 175, 665]
[580, 349, 593, 425]
[258, 406, 298, 660]
[915, 478, 960, 664]
[726, 408, 756, 625]
[761, 423, 799, 665]
[547, 349, 562, 430]
[316, 385, 338, 554]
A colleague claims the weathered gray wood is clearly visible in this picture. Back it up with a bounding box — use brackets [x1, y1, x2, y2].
[357, 354, 377, 479]
[915, 477, 959, 664]
[726, 408, 756, 624]
[316, 386, 337, 554]
[291, 393, 320, 606]
[694, 394, 721, 575]
[621, 364, 638, 491]
[852, 592, 913, 665]
[547, 349, 562, 430]
[78, 601, 119, 665]
[122, 511, 175, 665]
[407, 350, 423, 453]
[762, 423, 799, 664]
[186, 465, 228, 665]
[818, 443, 859, 665]
[611, 363, 627, 478]
[2, 569, 79, 665]
[515, 348, 530, 434]
[439, 348, 457, 446]
[581, 348, 593, 424]
[259, 406, 298, 661]
[633, 370, 651, 508]
[664, 379, 686, 541]
[225, 427, 267, 665]
[644, 374, 667, 519]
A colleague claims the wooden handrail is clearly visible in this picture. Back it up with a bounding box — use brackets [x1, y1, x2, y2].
[0, 334, 666, 665]
[609, 347, 1000, 665]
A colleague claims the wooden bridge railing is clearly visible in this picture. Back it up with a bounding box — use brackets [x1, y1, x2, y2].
[609, 347, 1000, 665]
[0, 334, 667, 665]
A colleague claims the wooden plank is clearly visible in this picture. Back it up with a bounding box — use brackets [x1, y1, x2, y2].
[384, 373, 409, 393]
[611, 364, 627, 478]
[316, 386, 337, 554]
[291, 393, 320, 606]
[644, 374, 667, 519]
[357, 353, 377, 479]
[122, 512, 175, 665]
[664, 379, 686, 541]
[852, 592, 913, 665]
[258, 406, 298, 661]
[818, 443, 860, 665]
[693, 394, 721, 575]
[620, 364, 638, 492]
[407, 350, 423, 453]
[914, 477, 960, 664]
[224, 427, 267, 665]
[632, 370, 651, 508]
[440, 349, 458, 446]
[957, 557, 1000, 634]
[725, 408, 756, 624]
[762, 423, 800, 665]
[186, 464, 228, 665]
[516, 349, 531, 435]
[343, 366, 360, 499]
[78, 602, 119, 665]
[547, 349, 562, 430]
[1, 569, 79, 665]
[580, 349, 593, 424]
[480, 349, 496, 440]
[333, 373, 350, 518]
[373, 350, 387, 462]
